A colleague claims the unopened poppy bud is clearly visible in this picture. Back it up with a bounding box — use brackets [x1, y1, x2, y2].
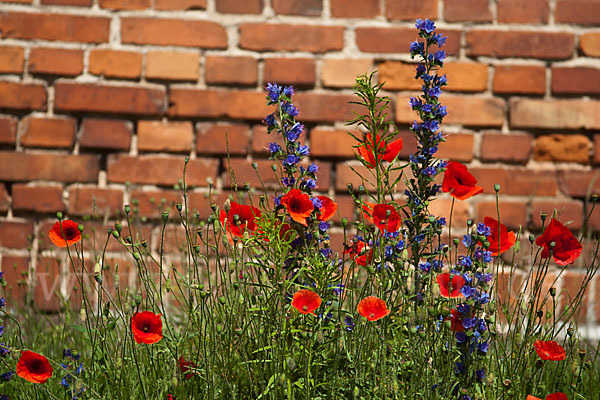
[184, 156, 189, 164]
[494, 184, 501, 192]
[535, 359, 543, 369]
[467, 219, 473, 227]
[224, 199, 231, 213]
[80, 307, 86, 322]
[108, 319, 116, 331]
[251, 162, 258, 169]
[354, 386, 360, 397]
[113, 273, 120, 290]
[124, 204, 131, 214]
[503, 379, 511, 387]
[536, 309, 543, 318]
[56, 211, 63, 220]
[176, 203, 182, 212]
[567, 327, 574, 337]
[107, 227, 113, 235]
[233, 282, 239, 290]
[549, 287, 556, 297]
[540, 212, 547, 222]
[243, 183, 250, 191]
[347, 183, 353, 192]
[112, 230, 119, 239]
[483, 241, 490, 249]
[219, 296, 226, 305]
[287, 357, 296, 371]
[529, 234, 535, 243]
[358, 185, 365, 194]
[216, 324, 223, 333]
[134, 294, 142, 306]
[78, 224, 84, 233]
[591, 194, 598, 203]
[200, 291, 208, 298]
[194, 245, 201, 254]
[578, 348, 586, 359]
[271, 164, 277, 172]
[453, 238, 459, 246]
[161, 210, 169, 223]
[141, 239, 148, 248]
[341, 217, 348, 227]
[94, 263, 102, 283]
[115, 222, 122, 233]
[124, 235, 132, 244]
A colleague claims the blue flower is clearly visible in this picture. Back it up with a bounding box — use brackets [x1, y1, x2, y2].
[307, 163, 319, 174]
[282, 177, 295, 187]
[454, 360, 466, 374]
[433, 32, 447, 46]
[321, 248, 333, 259]
[458, 255, 472, 268]
[264, 113, 276, 127]
[421, 103, 433, 113]
[319, 221, 330, 231]
[410, 40, 425, 54]
[478, 341, 489, 354]
[311, 197, 322, 208]
[462, 317, 476, 330]
[0, 343, 8, 357]
[426, 85, 442, 98]
[283, 154, 301, 166]
[477, 223, 491, 236]
[415, 63, 426, 77]
[477, 318, 487, 332]
[274, 195, 282, 207]
[283, 85, 294, 98]
[344, 315, 355, 331]
[268, 142, 281, 154]
[282, 102, 299, 117]
[0, 371, 12, 382]
[0, 326, 3, 337]
[297, 144, 310, 156]
[287, 122, 303, 141]
[303, 179, 316, 190]
[462, 234, 472, 247]
[418, 262, 431, 272]
[461, 285, 476, 298]
[457, 303, 470, 314]
[482, 250, 492, 263]
[475, 368, 485, 381]
[434, 105, 447, 118]
[415, 18, 436, 34]
[409, 96, 423, 109]
[266, 83, 281, 102]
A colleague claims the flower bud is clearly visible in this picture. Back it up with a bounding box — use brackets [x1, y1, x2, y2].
[124, 204, 131, 214]
[494, 184, 501, 192]
[540, 212, 547, 222]
[80, 307, 86, 322]
[467, 219, 473, 227]
[529, 234, 535, 243]
[224, 199, 231, 213]
[549, 287, 556, 297]
[176, 203, 182, 212]
[112, 230, 120, 239]
[78, 224, 84, 233]
[56, 211, 63, 220]
[347, 183, 353, 192]
[134, 294, 142, 306]
[161, 210, 169, 223]
[115, 222, 122, 233]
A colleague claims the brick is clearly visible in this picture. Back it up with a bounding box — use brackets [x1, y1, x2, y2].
[146, 51, 199, 81]
[396, 95, 505, 127]
[503, 170, 558, 196]
[130, 190, 182, 218]
[216, 0, 262, 13]
[12, 184, 64, 213]
[580, 33, 600, 57]
[41, 0, 91, 5]
[80, 119, 132, 151]
[552, 67, 600, 95]
[562, 272, 589, 323]
[476, 201, 526, 230]
[310, 128, 356, 158]
[138, 121, 193, 153]
[595, 135, 600, 164]
[493, 65, 546, 95]
[0, 12, 109, 43]
[558, 171, 600, 198]
[429, 198, 470, 228]
[386, 0, 437, 20]
[534, 134, 591, 164]
[336, 162, 404, 193]
[29, 48, 83, 76]
[272, 0, 321, 15]
[356, 28, 460, 55]
[99, 0, 150, 9]
[0, 152, 99, 182]
[1, 256, 29, 307]
[2, 0, 33, 3]
[480, 133, 532, 163]
[469, 167, 507, 194]
[121, 18, 227, 49]
[0, 82, 46, 111]
[89, 49, 142, 80]
[169, 89, 270, 119]
[436, 133, 474, 162]
[68, 187, 123, 217]
[154, 0, 206, 10]
[0, 184, 9, 212]
[444, 62, 488, 92]
[0, 116, 17, 145]
[107, 155, 218, 187]
[263, 58, 315, 87]
[239, 24, 343, 53]
[510, 99, 600, 130]
[330, 0, 379, 18]
[378, 62, 420, 90]
[19, 116, 76, 149]
[223, 158, 280, 189]
[55, 82, 165, 116]
[444, 0, 491, 22]
[0, 46, 23, 74]
[294, 93, 361, 123]
[531, 200, 584, 231]
[0, 221, 33, 248]
[205, 56, 257, 86]
[321, 59, 374, 88]
[196, 122, 250, 155]
[466, 30, 574, 60]
[555, 0, 600, 24]
[497, 0, 549, 23]
[34, 257, 60, 312]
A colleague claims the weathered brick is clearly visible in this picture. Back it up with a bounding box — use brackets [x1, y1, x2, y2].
[378, 62, 420, 90]
[429, 198, 470, 228]
[121, 17, 227, 49]
[1, 256, 29, 307]
[0, 152, 99, 182]
[531, 200, 584, 231]
[80, 119, 132, 151]
[34, 257, 60, 312]
[19, 116, 76, 149]
[138, 121, 193, 153]
[29, 48, 83, 76]
[321, 59, 374, 88]
[272, 0, 321, 15]
[99, 0, 150, 9]
[476, 201, 527, 230]
[0, 116, 17, 145]
[107, 155, 218, 187]
[12, 184, 64, 213]
[263, 58, 316, 87]
[469, 167, 507, 194]
[503, 170, 558, 196]
[493, 65, 546, 95]
[196, 122, 251, 155]
[294, 93, 361, 122]
[0, 82, 46, 110]
[130, 190, 182, 218]
[444, 0, 491, 22]
[356, 28, 460, 55]
[154, 0, 206, 10]
[68, 187, 123, 217]
[497, 0, 549, 23]
[386, 0, 438, 20]
[336, 162, 404, 193]
[41, 0, 91, 5]
[239, 23, 343, 53]
[223, 158, 280, 189]
[534, 134, 591, 164]
[436, 133, 474, 162]
[510, 99, 600, 130]
[169, 89, 270, 119]
[0, 46, 23, 73]
[555, 0, 600, 24]
[216, 0, 262, 13]
[310, 128, 356, 158]
[466, 30, 574, 60]
[205, 56, 257, 86]
[580, 33, 600, 57]
[330, 0, 380, 18]
[146, 51, 199, 81]
[0, 221, 33, 248]
[55, 82, 165, 116]
[558, 171, 600, 198]
[552, 67, 600, 95]
[562, 272, 590, 323]
[89, 49, 142, 79]
[444, 62, 488, 92]
[0, 12, 109, 43]
[480, 132, 532, 164]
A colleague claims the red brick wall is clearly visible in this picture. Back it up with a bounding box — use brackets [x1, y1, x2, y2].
[0, 0, 599, 321]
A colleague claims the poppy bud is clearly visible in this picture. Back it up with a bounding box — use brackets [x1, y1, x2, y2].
[347, 183, 353, 192]
[271, 163, 277, 172]
[94, 263, 102, 283]
[341, 217, 348, 227]
[529, 234, 535, 243]
[176, 203, 182, 212]
[113, 273, 120, 290]
[251, 162, 258, 169]
[141, 239, 148, 248]
[134, 294, 142, 306]
[224, 199, 231, 213]
[115, 222, 122, 233]
[200, 291, 208, 298]
[57, 211, 63, 220]
[354, 386, 360, 397]
[502, 379, 511, 387]
[133, 252, 140, 260]
[161, 210, 169, 223]
[80, 307, 86, 322]
[567, 327, 574, 337]
[453, 238, 459, 246]
[540, 212, 547, 222]
[592, 194, 598, 203]
[358, 185, 365, 194]
[219, 296, 226, 305]
[216, 324, 223, 333]
[578, 348, 586, 359]
[442, 245, 449, 253]
[549, 287, 556, 297]
[494, 184, 501, 192]
[466, 219, 473, 227]
[78, 224, 84, 233]
[286, 357, 296, 371]
[233, 282, 239, 290]
[125, 235, 132, 244]
[124, 204, 131, 214]
[483, 241, 490, 249]
[536, 309, 543, 318]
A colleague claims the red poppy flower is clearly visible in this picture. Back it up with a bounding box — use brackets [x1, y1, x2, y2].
[281, 189, 314, 226]
[442, 161, 483, 200]
[219, 201, 261, 239]
[316, 196, 337, 222]
[131, 311, 163, 344]
[345, 240, 372, 266]
[535, 218, 582, 266]
[178, 356, 196, 379]
[533, 340, 566, 361]
[48, 219, 81, 247]
[483, 217, 516, 256]
[357, 133, 403, 168]
[16, 350, 53, 384]
[363, 203, 401, 234]
[291, 289, 321, 315]
[357, 296, 390, 321]
[527, 396, 542, 400]
[546, 393, 568, 400]
[437, 272, 466, 298]
[448, 308, 464, 332]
